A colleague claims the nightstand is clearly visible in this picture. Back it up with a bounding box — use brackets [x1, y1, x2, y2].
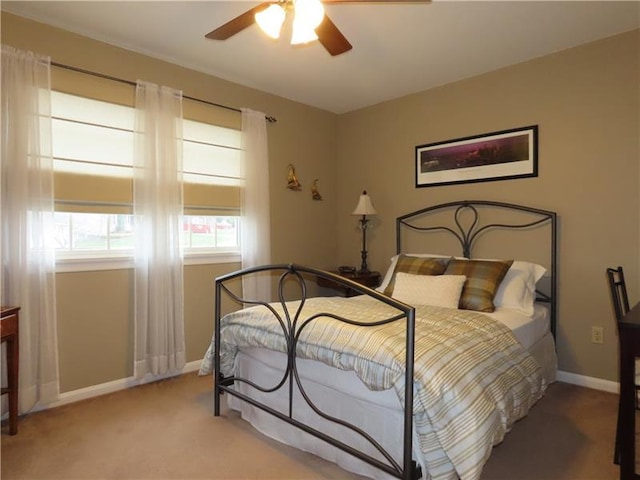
[1, 306, 20, 435]
[318, 270, 381, 297]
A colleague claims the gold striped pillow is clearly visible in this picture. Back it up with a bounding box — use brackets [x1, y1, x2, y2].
[384, 254, 450, 296]
[444, 259, 513, 312]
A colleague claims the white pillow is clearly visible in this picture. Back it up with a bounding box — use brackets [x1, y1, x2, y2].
[493, 261, 546, 316]
[377, 253, 451, 293]
[392, 272, 466, 308]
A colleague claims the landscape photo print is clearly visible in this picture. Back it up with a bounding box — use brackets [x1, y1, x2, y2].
[415, 125, 538, 188]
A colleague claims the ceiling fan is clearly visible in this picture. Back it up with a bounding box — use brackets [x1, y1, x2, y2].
[205, 0, 428, 57]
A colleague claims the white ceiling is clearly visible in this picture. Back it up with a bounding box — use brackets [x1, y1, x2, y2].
[2, 1, 639, 114]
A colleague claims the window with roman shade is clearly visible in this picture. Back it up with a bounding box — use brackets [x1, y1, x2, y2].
[50, 66, 243, 265]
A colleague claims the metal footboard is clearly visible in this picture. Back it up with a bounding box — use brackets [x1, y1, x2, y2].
[213, 264, 421, 480]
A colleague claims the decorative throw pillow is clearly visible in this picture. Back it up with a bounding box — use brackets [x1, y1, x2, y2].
[392, 273, 467, 308]
[444, 259, 513, 312]
[494, 261, 547, 315]
[377, 253, 450, 293]
[383, 254, 450, 296]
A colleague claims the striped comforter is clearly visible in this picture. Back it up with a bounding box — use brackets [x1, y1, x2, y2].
[200, 295, 545, 480]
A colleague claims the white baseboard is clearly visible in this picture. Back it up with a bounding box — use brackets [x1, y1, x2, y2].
[32, 360, 204, 413]
[25, 365, 618, 415]
[556, 370, 619, 394]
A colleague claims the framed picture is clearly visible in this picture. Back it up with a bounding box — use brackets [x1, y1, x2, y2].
[415, 125, 538, 188]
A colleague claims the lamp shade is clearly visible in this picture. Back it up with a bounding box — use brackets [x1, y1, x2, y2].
[352, 190, 377, 216]
[291, 20, 319, 45]
[255, 4, 286, 39]
[291, 0, 324, 45]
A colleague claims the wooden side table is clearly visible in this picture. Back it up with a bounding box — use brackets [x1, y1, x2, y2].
[318, 270, 381, 297]
[1, 306, 20, 435]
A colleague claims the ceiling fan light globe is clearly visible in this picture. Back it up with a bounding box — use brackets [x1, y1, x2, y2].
[255, 4, 286, 39]
[291, 0, 324, 45]
[295, 0, 324, 28]
[291, 21, 319, 44]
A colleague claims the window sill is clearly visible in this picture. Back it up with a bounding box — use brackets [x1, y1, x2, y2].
[55, 252, 241, 272]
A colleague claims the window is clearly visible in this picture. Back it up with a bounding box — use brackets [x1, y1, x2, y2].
[51, 91, 242, 266]
[182, 216, 239, 249]
[54, 213, 134, 253]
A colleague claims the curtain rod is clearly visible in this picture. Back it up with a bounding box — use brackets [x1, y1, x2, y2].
[50, 61, 277, 123]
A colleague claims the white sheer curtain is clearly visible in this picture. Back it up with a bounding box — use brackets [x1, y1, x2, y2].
[241, 109, 272, 301]
[0, 45, 60, 411]
[133, 80, 185, 379]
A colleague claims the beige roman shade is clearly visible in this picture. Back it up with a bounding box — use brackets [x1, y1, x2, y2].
[54, 172, 132, 214]
[51, 65, 242, 216]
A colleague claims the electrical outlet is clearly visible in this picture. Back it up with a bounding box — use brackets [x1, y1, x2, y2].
[591, 326, 604, 344]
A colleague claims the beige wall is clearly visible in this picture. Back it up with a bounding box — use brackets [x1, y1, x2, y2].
[3, 12, 638, 391]
[2, 13, 340, 392]
[56, 264, 239, 392]
[336, 29, 640, 382]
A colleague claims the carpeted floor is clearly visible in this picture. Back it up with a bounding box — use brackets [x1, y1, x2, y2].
[0, 373, 633, 479]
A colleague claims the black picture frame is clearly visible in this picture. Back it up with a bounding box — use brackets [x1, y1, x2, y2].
[415, 125, 538, 188]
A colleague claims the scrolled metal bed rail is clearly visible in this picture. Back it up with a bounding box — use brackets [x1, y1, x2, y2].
[213, 263, 421, 480]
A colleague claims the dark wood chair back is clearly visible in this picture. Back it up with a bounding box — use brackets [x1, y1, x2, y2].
[606, 265, 639, 465]
[607, 266, 630, 327]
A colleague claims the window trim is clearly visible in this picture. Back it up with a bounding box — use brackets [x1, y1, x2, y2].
[55, 250, 241, 273]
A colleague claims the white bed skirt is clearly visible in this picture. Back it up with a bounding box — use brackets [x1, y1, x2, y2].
[225, 331, 557, 480]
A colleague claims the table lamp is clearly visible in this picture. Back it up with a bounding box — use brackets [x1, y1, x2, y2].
[352, 190, 377, 274]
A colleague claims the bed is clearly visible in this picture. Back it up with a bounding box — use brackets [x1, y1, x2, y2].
[200, 200, 558, 480]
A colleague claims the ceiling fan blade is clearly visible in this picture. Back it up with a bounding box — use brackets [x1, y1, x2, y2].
[205, 3, 273, 40]
[316, 15, 352, 56]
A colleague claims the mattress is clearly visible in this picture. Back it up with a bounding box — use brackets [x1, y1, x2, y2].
[224, 302, 557, 480]
[485, 303, 550, 350]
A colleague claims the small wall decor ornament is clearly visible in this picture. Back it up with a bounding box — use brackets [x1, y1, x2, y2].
[311, 179, 322, 200]
[286, 164, 302, 191]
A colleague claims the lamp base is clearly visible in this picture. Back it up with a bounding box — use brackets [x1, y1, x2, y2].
[359, 249, 369, 275]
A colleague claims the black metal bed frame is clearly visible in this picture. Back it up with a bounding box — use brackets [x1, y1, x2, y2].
[396, 200, 557, 337]
[213, 200, 557, 480]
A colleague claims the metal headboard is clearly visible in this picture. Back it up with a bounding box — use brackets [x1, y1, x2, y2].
[396, 200, 557, 337]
